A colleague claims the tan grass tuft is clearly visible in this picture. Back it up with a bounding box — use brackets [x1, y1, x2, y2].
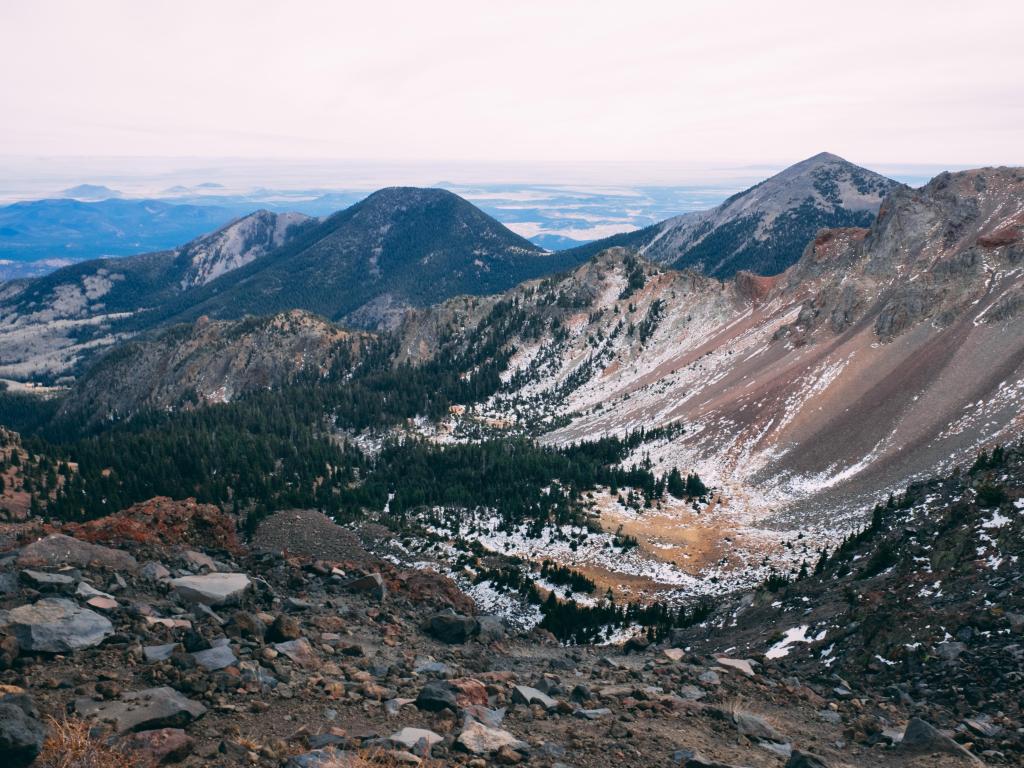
[35, 716, 143, 768]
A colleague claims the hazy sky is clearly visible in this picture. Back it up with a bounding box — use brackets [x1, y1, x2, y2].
[2, 0, 1022, 174]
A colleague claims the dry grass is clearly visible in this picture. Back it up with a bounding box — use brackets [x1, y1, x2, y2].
[35, 717, 143, 768]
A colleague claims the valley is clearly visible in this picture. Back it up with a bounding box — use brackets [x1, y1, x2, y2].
[1, 157, 1022, 768]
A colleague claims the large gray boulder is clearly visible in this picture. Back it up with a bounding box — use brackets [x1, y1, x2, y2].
[171, 573, 250, 606]
[76, 686, 207, 733]
[0, 598, 113, 652]
[17, 534, 137, 572]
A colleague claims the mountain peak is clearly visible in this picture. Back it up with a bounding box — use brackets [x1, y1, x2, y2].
[565, 153, 901, 279]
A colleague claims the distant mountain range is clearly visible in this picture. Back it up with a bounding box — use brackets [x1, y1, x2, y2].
[0, 154, 904, 383]
[565, 152, 902, 277]
[0, 198, 241, 264]
[0, 190, 574, 381]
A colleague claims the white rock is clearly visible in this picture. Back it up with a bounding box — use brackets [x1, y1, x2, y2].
[171, 573, 250, 606]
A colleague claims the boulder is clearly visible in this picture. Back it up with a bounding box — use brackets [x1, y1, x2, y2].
[139, 562, 172, 582]
[76, 686, 207, 733]
[19, 569, 74, 591]
[171, 573, 250, 606]
[714, 656, 757, 676]
[456, 720, 528, 755]
[734, 711, 787, 744]
[478, 615, 507, 642]
[119, 728, 194, 764]
[388, 726, 443, 755]
[180, 550, 216, 571]
[900, 717, 981, 764]
[17, 534, 137, 572]
[0, 695, 46, 768]
[462, 705, 506, 727]
[345, 572, 386, 601]
[511, 685, 557, 710]
[273, 638, 318, 668]
[228, 611, 266, 640]
[191, 645, 237, 671]
[1, 598, 113, 652]
[415, 680, 459, 711]
[425, 612, 479, 643]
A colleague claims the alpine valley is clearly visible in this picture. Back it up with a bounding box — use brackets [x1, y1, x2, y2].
[2, 154, 1024, 768]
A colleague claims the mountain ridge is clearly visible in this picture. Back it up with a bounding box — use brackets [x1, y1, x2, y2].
[565, 152, 902, 277]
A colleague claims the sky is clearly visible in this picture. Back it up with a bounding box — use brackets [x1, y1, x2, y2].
[2, 0, 1022, 183]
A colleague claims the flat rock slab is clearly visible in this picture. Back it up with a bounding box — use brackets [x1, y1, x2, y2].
[273, 638, 318, 668]
[714, 656, 757, 677]
[0, 598, 113, 652]
[389, 726, 443, 751]
[86, 596, 118, 611]
[18, 534, 137, 572]
[20, 569, 75, 590]
[76, 686, 207, 733]
[512, 684, 558, 710]
[191, 645, 237, 671]
[171, 573, 250, 606]
[456, 720, 528, 755]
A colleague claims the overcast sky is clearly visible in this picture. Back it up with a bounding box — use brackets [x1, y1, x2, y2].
[2, 0, 1021, 176]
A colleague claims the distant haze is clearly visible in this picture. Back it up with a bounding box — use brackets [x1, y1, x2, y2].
[2, 0, 1021, 179]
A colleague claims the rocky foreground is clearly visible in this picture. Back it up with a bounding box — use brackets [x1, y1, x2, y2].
[0, 485, 1016, 768]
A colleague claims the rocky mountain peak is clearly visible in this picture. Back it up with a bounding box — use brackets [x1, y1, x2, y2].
[566, 154, 902, 279]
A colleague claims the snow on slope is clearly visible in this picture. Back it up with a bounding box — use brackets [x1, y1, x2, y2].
[422, 168, 1024, 546]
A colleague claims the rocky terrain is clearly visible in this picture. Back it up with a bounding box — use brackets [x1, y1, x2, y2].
[59, 311, 370, 422]
[0, 440, 1019, 768]
[565, 153, 901, 278]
